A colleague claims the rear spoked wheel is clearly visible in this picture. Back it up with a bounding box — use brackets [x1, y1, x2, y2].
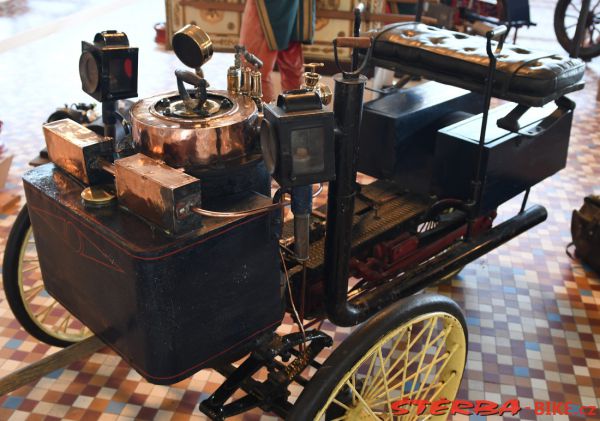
[554, 0, 600, 60]
[289, 294, 467, 421]
[2, 205, 91, 347]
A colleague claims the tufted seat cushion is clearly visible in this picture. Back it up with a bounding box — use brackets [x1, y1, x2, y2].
[369, 22, 585, 106]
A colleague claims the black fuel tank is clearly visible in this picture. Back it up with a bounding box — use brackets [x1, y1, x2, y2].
[23, 164, 283, 385]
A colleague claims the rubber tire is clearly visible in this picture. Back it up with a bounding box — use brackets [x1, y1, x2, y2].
[2, 205, 75, 347]
[554, 0, 600, 60]
[287, 293, 468, 421]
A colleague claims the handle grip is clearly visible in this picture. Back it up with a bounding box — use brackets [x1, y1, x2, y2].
[175, 69, 208, 111]
[175, 69, 203, 87]
[243, 51, 263, 69]
[497, 97, 575, 138]
[486, 25, 507, 40]
[334, 36, 372, 49]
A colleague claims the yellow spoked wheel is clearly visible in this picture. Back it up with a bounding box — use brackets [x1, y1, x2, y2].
[3, 205, 91, 347]
[288, 294, 467, 421]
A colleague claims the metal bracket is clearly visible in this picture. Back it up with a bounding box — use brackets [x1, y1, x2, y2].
[199, 330, 332, 420]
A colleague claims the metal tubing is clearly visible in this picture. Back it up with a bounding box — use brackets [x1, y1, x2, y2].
[467, 28, 504, 237]
[96, 157, 115, 176]
[415, 0, 425, 22]
[102, 100, 117, 140]
[351, 3, 365, 70]
[324, 73, 367, 325]
[292, 185, 313, 261]
[328, 205, 547, 326]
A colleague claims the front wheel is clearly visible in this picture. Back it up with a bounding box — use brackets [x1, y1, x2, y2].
[2, 205, 91, 347]
[289, 294, 467, 421]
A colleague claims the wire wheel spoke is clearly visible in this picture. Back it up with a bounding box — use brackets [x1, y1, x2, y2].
[17, 226, 92, 343]
[315, 312, 466, 421]
[23, 283, 45, 302]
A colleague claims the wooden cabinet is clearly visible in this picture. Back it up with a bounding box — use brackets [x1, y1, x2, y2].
[165, 0, 386, 62]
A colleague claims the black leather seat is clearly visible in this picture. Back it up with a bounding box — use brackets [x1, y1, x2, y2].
[369, 22, 585, 107]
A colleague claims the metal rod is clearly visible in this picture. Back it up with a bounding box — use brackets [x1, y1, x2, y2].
[519, 188, 531, 214]
[352, 3, 365, 70]
[415, 0, 425, 22]
[467, 27, 505, 238]
[102, 100, 117, 141]
[97, 157, 115, 176]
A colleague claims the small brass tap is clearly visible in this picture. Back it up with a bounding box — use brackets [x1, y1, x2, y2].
[301, 63, 332, 106]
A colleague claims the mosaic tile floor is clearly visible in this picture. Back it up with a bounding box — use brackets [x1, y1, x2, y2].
[0, 0, 599, 420]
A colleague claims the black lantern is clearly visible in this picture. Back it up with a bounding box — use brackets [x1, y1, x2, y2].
[79, 30, 138, 102]
[261, 90, 335, 188]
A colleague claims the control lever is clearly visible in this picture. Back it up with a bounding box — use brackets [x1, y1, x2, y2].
[333, 36, 373, 79]
[175, 69, 209, 115]
[243, 50, 263, 69]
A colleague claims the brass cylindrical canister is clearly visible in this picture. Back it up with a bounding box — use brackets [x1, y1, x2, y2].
[241, 67, 252, 94]
[227, 66, 241, 93]
[250, 70, 262, 99]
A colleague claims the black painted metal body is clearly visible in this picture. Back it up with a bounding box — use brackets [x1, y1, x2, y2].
[23, 164, 283, 385]
[323, 72, 553, 327]
[324, 73, 368, 326]
[434, 103, 573, 213]
[358, 82, 483, 194]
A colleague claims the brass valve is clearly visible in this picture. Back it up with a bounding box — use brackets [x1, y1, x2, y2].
[301, 63, 332, 106]
[228, 44, 263, 109]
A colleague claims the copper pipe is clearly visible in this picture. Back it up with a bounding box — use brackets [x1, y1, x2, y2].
[191, 200, 289, 218]
[97, 158, 115, 176]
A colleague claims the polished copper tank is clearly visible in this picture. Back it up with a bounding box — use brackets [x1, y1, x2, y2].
[130, 90, 259, 172]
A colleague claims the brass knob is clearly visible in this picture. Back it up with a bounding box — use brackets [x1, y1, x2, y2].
[304, 62, 324, 72]
[303, 63, 325, 89]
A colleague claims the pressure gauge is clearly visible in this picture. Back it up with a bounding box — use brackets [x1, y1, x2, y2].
[261, 90, 335, 187]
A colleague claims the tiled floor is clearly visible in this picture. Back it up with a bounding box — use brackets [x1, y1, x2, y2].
[0, 0, 599, 420]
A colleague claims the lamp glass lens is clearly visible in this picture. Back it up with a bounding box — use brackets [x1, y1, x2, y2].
[290, 127, 325, 176]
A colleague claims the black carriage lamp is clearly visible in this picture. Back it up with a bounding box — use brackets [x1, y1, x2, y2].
[79, 30, 139, 140]
[79, 30, 139, 102]
[261, 90, 335, 260]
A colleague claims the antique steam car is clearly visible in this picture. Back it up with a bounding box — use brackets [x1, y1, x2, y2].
[2, 13, 584, 420]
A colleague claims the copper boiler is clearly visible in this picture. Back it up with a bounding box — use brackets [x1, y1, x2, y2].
[130, 90, 260, 174]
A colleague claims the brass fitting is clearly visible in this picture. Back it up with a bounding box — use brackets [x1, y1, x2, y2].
[227, 66, 241, 93]
[241, 67, 252, 95]
[301, 63, 332, 106]
[250, 70, 262, 99]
